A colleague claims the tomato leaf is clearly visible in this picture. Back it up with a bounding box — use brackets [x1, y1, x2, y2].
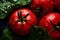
[0, 2, 13, 19]
[8, 0, 31, 5]
[1, 27, 14, 40]
[0, 10, 6, 19]
[28, 25, 51, 40]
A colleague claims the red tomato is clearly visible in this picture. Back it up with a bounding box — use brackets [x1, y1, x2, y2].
[39, 0, 54, 13]
[9, 8, 37, 36]
[31, 0, 54, 12]
[39, 13, 60, 40]
[31, 0, 40, 9]
[53, 0, 60, 11]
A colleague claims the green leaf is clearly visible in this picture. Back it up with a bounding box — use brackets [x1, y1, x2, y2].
[0, 10, 6, 19]
[15, 0, 31, 5]
[5, 0, 31, 5]
[8, 0, 18, 3]
[1, 27, 14, 40]
[0, 2, 13, 19]
[28, 25, 51, 40]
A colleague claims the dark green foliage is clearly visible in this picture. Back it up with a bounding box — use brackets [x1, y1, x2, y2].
[28, 25, 51, 40]
[1, 27, 14, 40]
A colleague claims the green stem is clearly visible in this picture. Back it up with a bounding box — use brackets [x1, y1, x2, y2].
[0, 8, 7, 14]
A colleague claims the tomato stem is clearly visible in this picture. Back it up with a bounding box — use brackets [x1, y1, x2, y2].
[17, 11, 30, 25]
[49, 20, 60, 31]
[18, 11, 22, 18]
[23, 14, 29, 18]
[32, 25, 38, 28]
[18, 11, 24, 24]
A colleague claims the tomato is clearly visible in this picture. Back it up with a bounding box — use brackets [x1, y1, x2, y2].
[31, 0, 54, 10]
[9, 8, 37, 36]
[31, 0, 40, 9]
[53, 0, 60, 11]
[31, 0, 54, 18]
[39, 0, 54, 13]
[39, 13, 60, 40]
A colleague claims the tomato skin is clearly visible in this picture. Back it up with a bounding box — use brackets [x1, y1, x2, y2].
[9, 8, 37, 36]
[31, 0, 54, 12]
[39, 0, 54, 13]
[53, 0, 60, 11]
[31, 0, 40, 9]
[39, 13, 60, 40]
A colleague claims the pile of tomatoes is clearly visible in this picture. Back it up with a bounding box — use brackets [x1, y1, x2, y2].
[8, 0, 60, 40]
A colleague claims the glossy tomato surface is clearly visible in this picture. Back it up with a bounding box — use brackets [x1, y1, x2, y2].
[39, 13, 60, 40]
[31, 0, 40, 9]
[39, 0, 54, 12]
[31, 0, 54, 11]
[53, 0, 60, 11]
[9, 8, 37, 36]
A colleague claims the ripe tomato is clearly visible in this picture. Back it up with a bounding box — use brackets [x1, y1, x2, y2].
[31, 0, 40, 9]
[53, 0, 60, 11]
[31, 0, 54, 11]
[9, 8, 37, 36]
[39, 13, 60, 40]
[39, 0, 54, 13]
